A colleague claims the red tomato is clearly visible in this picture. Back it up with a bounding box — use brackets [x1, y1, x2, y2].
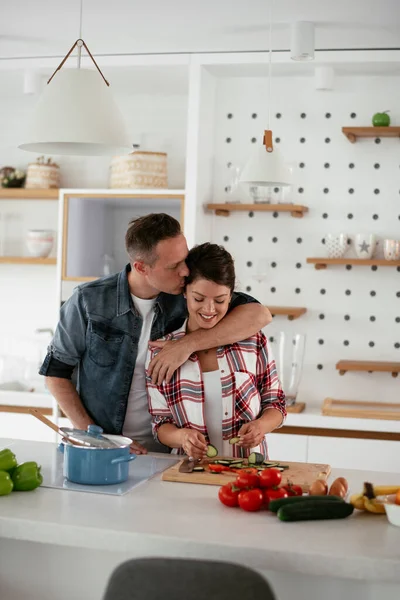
[263, 487, 288, 508]
[241, 468, 259, 475]
[259, 468, 282, 489]
[238, 488, 264, 512]
[235, 472, 260, 490]
[218, 483, 240, 508]
[283, 483, 303, 497]
[208, 464, 231, 473]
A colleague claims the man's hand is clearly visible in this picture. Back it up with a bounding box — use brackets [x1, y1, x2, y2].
[148, 338, 192, 385]
[181, 429, 208, 460]
[129, 440, 148, 455]
[237, 420, 266, 449]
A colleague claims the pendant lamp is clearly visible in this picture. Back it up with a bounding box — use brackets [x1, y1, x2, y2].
[19, 1, 130, 156]
[239, 0, 290, 196]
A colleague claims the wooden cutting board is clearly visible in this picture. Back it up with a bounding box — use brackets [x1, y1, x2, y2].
[162, 458, 331, 492]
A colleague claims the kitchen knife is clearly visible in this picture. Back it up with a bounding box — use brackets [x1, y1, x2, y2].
[179, 458, 196, 473]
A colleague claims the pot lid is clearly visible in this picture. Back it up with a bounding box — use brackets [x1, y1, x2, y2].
[60, 424, 124, 448]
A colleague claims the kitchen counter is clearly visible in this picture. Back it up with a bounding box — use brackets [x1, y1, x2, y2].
[0, 438, 399, 600]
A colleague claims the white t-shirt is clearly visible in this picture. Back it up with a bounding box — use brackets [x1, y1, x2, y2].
[203, 370, 224, 455]
[123, 294, 158, 449]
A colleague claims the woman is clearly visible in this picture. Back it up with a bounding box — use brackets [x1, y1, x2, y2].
[146, 243, 286, 459]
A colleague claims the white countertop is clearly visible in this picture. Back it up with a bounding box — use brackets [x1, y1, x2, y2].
[0, 438, 399, 583]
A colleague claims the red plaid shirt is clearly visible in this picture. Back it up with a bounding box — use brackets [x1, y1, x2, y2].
[146, 322, 286, 458]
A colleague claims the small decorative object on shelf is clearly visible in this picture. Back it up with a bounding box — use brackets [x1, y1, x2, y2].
[25, 157, 60, 189]
[0, 166, 26, 188]
[25, 229, 54, 258]
[383, 239, 400, 261]
[109, 151, 168, 189]
[325, 233, 348, 259]
[372, 110, 390, 127]
[355, 233, 376, 259]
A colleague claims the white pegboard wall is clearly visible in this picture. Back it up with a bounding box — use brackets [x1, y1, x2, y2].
[209, 73, 400, 406]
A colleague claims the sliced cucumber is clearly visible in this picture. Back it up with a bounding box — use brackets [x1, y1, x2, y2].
[217, 460, 232, 466]
[230, 461, 244, 466]
[192, 466, 205, 472]
[206, 444, 218, 458]
[248, 452, 265, 465]
[229, 437, 240, 445]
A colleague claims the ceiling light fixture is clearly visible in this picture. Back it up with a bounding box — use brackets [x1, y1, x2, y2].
[315, 66, 334, 90]
[19, 0, 130, 156]
[239, 0, 290, 196]
[290, 21, 315, 61]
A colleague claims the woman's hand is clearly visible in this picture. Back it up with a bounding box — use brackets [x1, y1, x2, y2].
[129, 440, 148, 455]
[237, 420, 266, 449]
[181, 429, 208, 460]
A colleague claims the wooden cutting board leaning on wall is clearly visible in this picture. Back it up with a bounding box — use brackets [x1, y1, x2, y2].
[162, 458, 331, 492]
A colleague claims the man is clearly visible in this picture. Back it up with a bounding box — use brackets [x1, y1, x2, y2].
[40, 213, 271, 453]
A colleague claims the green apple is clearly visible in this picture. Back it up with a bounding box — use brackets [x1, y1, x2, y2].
[372, 111, 390, 126]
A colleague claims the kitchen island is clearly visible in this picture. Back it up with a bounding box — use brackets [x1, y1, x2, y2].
[0, 438, 399, 600]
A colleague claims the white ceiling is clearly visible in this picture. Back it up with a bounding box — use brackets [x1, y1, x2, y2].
[1, 0, 400, 59]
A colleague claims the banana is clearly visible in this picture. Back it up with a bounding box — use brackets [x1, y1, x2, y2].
[363, 497, 386, 514]
[350, 493, 366, 511]
[373, 485, 400, 496]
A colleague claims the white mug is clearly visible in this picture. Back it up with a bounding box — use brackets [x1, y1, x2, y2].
[383, 239, 400, 261]
[355, 234, 376, 259]
[325, 233, 348, 259]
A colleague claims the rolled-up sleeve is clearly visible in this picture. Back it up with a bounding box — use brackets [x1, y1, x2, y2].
[145, 348, 175, 441]
[256, 333, 287, 427]
[39, 288, 88, 376]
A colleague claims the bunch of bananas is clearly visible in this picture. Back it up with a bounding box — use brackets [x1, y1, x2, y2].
[350, 482, 400, 514]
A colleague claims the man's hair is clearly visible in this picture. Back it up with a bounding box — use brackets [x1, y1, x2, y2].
[125, 213, 182, 266]
[185, 243, 235, 292]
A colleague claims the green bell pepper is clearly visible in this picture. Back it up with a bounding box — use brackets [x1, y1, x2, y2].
[11, 461, 43, 491]
[0, 470, 14, 495]
[0, 448, 17, 472]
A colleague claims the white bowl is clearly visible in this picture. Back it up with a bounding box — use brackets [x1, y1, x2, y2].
[26, 239, 54, 258]
[384, 499, 400, 527]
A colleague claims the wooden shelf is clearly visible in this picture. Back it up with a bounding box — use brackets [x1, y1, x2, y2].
[0, 256, 56, 265]
[0, 188, 59, 200]
[268, 306, 307, 320]
[322, 398, 400, 421]
[307, 258, 400, 270]
[206, 203, 308, 218]
[342, 126, 400, 143]
[336, 360, 400, 378]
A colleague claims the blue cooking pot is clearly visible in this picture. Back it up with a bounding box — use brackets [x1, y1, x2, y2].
[62, 425, 136, 485]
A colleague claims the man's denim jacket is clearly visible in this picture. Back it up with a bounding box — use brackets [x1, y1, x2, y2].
[40, 264, 256, 435]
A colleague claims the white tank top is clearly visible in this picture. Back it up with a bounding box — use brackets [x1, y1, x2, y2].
[202, 370, 224, 454]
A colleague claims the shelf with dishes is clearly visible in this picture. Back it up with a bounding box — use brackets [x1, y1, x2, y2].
[206, 203, 309, 218]
[268, 306, 307, 320]
[342, 126, 400, 143]
[0, 188, 59, 200]
[336, 360, 400, 378]
[307, 258, 400, 270]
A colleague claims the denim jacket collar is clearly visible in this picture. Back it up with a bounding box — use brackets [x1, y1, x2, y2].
[116, 264, 178, 318]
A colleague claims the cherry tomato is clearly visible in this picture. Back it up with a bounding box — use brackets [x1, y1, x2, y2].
[235, 472, 260, 490]
[259, 468, 282, 489]
[283, 483, 303, 497]
[241, 468, 259, 475]
[218, 483, 240, 507]
[238, 488, 264, 512]
[264, 487, 288, 508]
[208, 464, 231, 473]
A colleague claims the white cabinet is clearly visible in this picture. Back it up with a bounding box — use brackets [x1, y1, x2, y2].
[307, 436, 400, 473]
[267, 433, 308, 463]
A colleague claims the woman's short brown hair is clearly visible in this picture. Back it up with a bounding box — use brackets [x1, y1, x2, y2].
[125, 213, 182, 266]
[185, 243, 235, 292]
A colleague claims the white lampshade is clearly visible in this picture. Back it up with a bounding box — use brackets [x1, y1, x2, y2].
[19, 68, 131, 156]
[291, 22, 315, 61]
[315, 66, 335, 90]
[239, 144, 291, 188]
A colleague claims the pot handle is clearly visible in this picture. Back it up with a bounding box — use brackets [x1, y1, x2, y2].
[111, 455, 137, 465]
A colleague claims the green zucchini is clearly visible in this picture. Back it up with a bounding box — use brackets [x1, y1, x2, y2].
[248, 452, 265, 465]
[229, 437, 240, 445]
[278, 500, 354, 522]
[192, 466, 205, 472]
[206, 444, 218, 458]
[269, 495, 345, 513]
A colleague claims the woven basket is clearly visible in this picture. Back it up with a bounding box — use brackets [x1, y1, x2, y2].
[109, 151, 168, 189]
[25, 163, 60, 189]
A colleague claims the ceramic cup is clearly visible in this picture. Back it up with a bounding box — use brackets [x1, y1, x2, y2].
[355, 233, 377, 259]
[26, 229, 54, 258]
[325, 233, 348, 259]
[383, 239, 400, 261]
